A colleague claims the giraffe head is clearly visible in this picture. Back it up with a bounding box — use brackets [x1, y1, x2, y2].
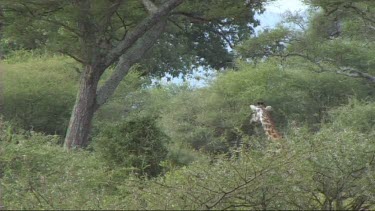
[249, 102, 282, 141]
[249, 102, 272, 124]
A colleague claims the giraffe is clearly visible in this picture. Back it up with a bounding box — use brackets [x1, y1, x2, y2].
[249, 102, 282, 141]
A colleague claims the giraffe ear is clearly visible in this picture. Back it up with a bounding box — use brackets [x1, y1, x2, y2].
[265, 106, 273, 111]
[250, 105, 256, 111]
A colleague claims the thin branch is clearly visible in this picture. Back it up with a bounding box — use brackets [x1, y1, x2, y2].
[41, 18, 81, 36]
[336, 67, 375, 83]
[213, 25, 234, 49]
[28, 181, 54, 209]
[98, 0, 123, 33]
[204, 165, 275, 210]
[115, 11, 130, 41]
[170, 11, 211, 23]
[13, 2, 78, 36]
[222, 203, 253, 210]
[343, 4, 375, 24]
[58, 50, 85, 64]
[282, 53, 325, 73]
[280, 53, 375, 84]
[104, 0, 184, 68]
[95, 20, 167, 108]
[141, 0, 158, 14]
[167, 17, 185, 31]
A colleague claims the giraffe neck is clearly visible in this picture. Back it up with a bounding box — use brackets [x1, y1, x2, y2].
[260, 113, 282, 141]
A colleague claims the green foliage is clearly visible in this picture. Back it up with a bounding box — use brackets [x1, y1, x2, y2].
[0, 130, 111, 209]
[114, 147, 292, 210]
[328, 99, 375, 133]
[1, 1, 375, 210]
[236, 1, 375, 84]
[93, 115, 170, 177]
[0, 0, 269, 73]
[0, 117, 14, 143]
[236, 27, 292, 62]
[2, 102, 374, 210]
[2, 52, 78, 135]
[285, 110, 375, 210]
[111, 119, 375, 210]
[1, 77, 374, 209]
[159, 61, 372, 154]
[94, 68, 149, 123]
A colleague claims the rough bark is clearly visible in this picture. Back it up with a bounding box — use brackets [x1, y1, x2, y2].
[0, 185, 3, 210]
[0, 62, 3, 116]
[0, 7, 4, 115]
[96, 20, 167, 107]
[0, 8, 4, 207]
[104, 0, 184, 67]
[64, 65, 100, 149]
[0, 38, 3, 211]
[64, 0, 183, 149]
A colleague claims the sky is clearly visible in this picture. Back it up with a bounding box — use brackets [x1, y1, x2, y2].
[265, 0, 308, 14]
[155, 0, 308, 87]
[255, 0, 308, 31]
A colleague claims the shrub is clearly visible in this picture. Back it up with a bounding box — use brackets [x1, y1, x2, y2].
[2, 52, 78, 135]
[160, 61, 373, 154]
[93, 115, 170, 177]
[328, 99, 375, 133]
[0, 130, 112, 210]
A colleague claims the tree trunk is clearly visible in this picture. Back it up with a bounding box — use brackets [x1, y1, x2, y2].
[0, 183, 3, 210]
[63, 0, 183, 149]
[0, 174, 3, 210]
[0, 6, 4, 114]
[64, 65, 100, 149]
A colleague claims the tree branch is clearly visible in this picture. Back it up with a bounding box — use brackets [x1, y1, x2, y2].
[170, 11, 212, 23]
[141, 0, 158, 14]
[104, 0, 184, 68]
[98, 0, 123, 33]
[167, 17, 185, 31]
[336, 67, 375, 83]
[213, 24, 235, 49]
[95, 1, 124, 52]
[282, 53, 325, 73]
[41, 17, 81, 36]
[95, 20, 167, 108]
[343, 4, 375, 24]
[58, 50, 85, 64]
[115, 11, 131, 41]
[7, 2, 80, 36]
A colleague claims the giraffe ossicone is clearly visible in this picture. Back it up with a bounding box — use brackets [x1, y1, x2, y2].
[250, 102, 282, 141]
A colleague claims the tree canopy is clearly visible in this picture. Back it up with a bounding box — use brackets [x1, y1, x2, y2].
[1, 0, 375, 209]
[237, 0, 375, 83]
[1, 0, 267, 74]
[0, 0, 271, 148]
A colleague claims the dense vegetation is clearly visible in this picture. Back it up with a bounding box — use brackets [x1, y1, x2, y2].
[0, 0, 268, 148]
[1, 0, 375, 210]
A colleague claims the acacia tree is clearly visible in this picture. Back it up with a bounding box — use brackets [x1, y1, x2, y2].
[1, 0, 268, 149]
[237, 0, 375, 83]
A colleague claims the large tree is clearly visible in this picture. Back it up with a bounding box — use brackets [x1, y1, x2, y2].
[237, 0, 375, 83]
[0, 0, 268, 149]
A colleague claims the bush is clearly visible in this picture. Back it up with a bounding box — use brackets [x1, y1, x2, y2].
[2, 52, 78, 135]
[160, 61, 373, 154]
[93, 115, 170, 177]
[328, 99, 375, 133]
[0, 130, 112, 210]
[110, 117, 375, 210]
[287, 124, 375, 210]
